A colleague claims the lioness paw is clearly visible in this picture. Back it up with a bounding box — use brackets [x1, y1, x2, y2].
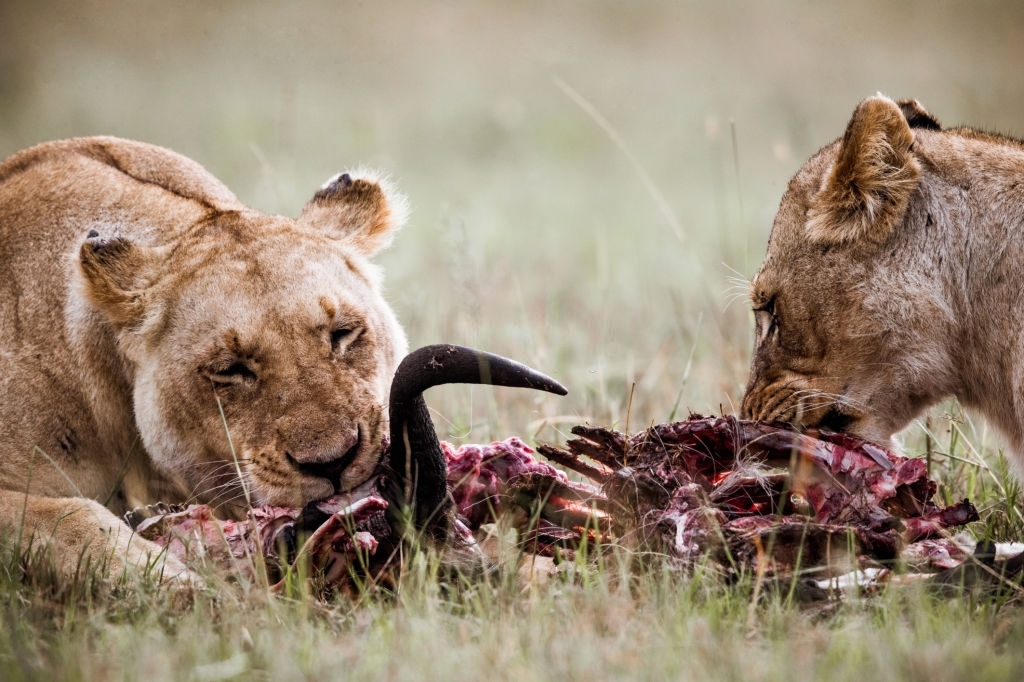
[155, 555, 207, 591]
[299, 169, 409, 256]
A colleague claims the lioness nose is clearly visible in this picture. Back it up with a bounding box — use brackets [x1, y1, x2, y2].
[289, 428, 358, 463]
[285, 428, 361, 487]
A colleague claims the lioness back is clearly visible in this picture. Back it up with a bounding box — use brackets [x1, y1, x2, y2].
[0, 136, 409, 583]
[1, 138, 242, 362]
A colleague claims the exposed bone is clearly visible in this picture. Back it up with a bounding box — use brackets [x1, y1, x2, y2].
[132, 410, 992, 597]
[540, 415, 981, 579]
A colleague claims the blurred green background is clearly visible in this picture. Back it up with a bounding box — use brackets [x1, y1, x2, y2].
[3, 0, 1023, 445]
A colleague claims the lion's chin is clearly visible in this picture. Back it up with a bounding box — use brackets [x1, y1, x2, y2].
[833, 417, 904, 455]
[247, 475, 335, 510]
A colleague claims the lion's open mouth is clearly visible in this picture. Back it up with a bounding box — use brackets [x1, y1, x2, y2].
[285, 426, 363, 494]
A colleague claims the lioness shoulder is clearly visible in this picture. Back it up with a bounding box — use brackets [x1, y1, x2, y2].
[0, 136, 409, 582]
[742, 95, 1024, 467]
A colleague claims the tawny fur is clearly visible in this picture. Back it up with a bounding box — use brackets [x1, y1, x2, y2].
[0, 137, 408, 584]
[742, 95, 1024, 470]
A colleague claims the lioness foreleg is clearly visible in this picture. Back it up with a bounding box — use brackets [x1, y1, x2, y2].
[0, 490, 199, 587]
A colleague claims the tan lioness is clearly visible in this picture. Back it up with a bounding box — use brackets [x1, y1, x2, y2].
[0, 137, 408, 583]
[741, 94, 1024, 470]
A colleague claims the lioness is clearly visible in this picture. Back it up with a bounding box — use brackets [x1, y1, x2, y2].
[0, 137, 408, 583]
[741, 94, 1024, 471]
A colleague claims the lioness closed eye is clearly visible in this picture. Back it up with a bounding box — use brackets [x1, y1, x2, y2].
[0, 137, 408, 584]
[741, 94, 1024, 470]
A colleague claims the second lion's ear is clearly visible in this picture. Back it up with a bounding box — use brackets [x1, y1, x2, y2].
[806, 94, 920, 247]
[78, 231, 156, 328]
[298, 171, 409, 257]
[897, 98, 941, 131]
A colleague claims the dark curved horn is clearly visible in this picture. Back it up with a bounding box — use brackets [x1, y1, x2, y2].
[385, 344, 567, 539]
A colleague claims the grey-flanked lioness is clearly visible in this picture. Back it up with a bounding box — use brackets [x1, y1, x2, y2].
[741, 94, 1024, 472]
[0, 137, 408, 583]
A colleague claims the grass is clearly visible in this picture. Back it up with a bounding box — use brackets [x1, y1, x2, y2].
[4, 0, 1024, 679]
[3, 412, 1023, 681]
[3, 513, 1024, 681]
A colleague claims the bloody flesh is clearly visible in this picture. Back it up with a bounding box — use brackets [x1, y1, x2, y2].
[538, 415, 979, 575]
[131, 415, 981, 593]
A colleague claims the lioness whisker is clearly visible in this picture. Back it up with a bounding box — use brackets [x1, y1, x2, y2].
[199, 484, 251, 511]
[183, 460, 255, 508]
[723, 274, 753, 299]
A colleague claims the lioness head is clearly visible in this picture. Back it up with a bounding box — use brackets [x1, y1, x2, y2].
[741, 95, 959, 446]
[77, 171, 408, 511]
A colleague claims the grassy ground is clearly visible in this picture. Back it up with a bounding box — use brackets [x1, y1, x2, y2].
[3, 1, 1024, 679]
[2, 469, 1024, 682]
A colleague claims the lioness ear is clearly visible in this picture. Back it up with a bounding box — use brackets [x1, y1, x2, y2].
[78, 230, 155, 327]
[897, 98, 941, 131]
[806, 94, 920, 246]
[298, 171, 409, 257]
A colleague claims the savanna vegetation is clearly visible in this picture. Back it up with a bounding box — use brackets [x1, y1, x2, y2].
[2, 1, 1024, 679]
